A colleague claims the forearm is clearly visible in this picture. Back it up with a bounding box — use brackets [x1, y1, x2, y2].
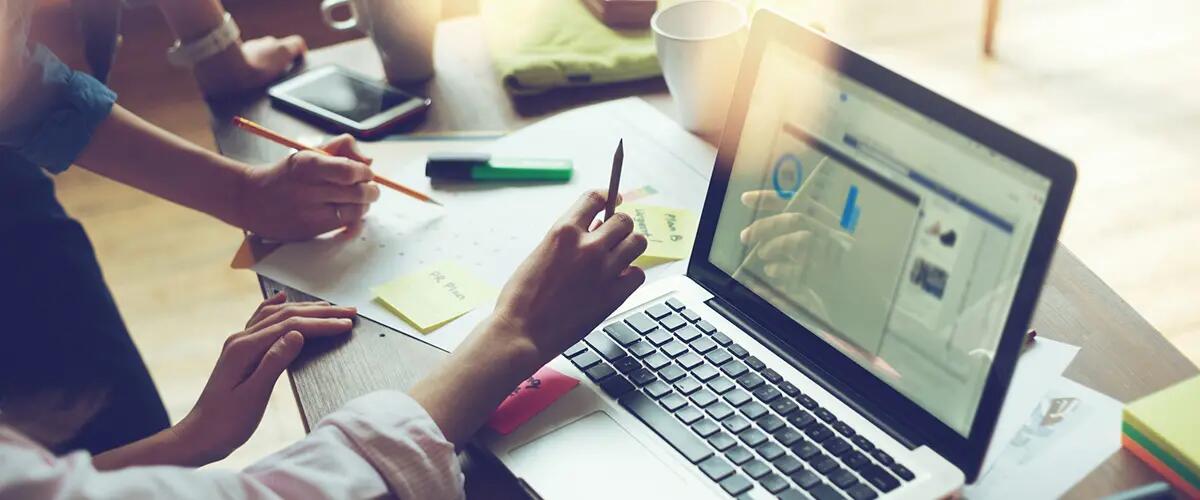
[93, 426, 213, 470]
[409, 317, 548, 446]
[75, 105, 248, 227]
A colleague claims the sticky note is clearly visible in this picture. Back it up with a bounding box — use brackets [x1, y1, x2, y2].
[373, 261, 496, 333]
[617, 203, 698, 267]
[487, 365, 579, 435]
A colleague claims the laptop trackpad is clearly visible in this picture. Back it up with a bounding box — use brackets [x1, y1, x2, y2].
[507, 411, 691, 499]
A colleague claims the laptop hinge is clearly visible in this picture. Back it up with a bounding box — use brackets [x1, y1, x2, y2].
[704, 296, 919, 450]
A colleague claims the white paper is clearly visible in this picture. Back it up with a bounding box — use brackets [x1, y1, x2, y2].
[980, 337, 1080, 474]
[253, 98, 717, 352]
[965, 377, 1123, 499]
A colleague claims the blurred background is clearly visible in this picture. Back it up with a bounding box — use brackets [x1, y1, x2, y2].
[28, 0, 1199, 469]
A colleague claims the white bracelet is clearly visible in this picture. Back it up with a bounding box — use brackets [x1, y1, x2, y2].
[166, 13, 241, 68]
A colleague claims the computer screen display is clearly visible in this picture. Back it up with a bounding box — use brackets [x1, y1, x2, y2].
[708, 41, 1053, 435]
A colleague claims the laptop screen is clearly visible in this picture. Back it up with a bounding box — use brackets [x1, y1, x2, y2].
[706, 40, 1053, 436]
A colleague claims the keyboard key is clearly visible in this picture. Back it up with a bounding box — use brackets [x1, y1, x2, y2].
[646, 303, 672, 319]
[691, 363, 720, 382]
[681, 308, 701, 323]
[779, 381, 802, 397]
[790, 469, 822, 490]
[660, 393, 688, 412]
[565, 342, 588, 358]
[890, 463, 914, 481]
[807, 423, 835, 442]
[660, 315, 687, 331]
[737, 373, 765, 391]
[570, 351, 601, 369]
[690, 336, 718, 354]
[744, 355, 766, 371]
[724, 389, 752, 407]
[699, 455, 735, 481]
[846, 484, 878, 500]
[753, 385, 781, 403]
[625, 313, 658, 334]
[773, 428, 804, 447]
[760, 472, 790, 493]
[740, 401, 768, 420]
[726, 445, 754, 465]
[719, 474, 753, 496]
[646, 330, 673, 346]
[789, 411, 817, 429]
[666, 297, 686, 311]
[798, 395, 818, 409]
[706, 349, 733, 366]
[860, 464, 900, 492]
[630, 368, 657, 386]
[613, 356, 641, 374]
[674, 376, 702, 395]
[811, 483, 848, 500]
[599, 375, 635, 398]
[843, 451, 870, 470]
[830, 468, 858, 490]
[778, 488, 807, 500]
[644, 381, 672, 399]
[661, 339, 689, 358]
[709, 431, 737, 451]
[852, 435, 875, 452]
[761, 368, 783, 384]
[628, 341, 655, 358]
[676, 406, 704, 425]
[674, 325, 702, 344]
[690, 388, 718, 408]
[722, 414, 751, 434]
[757, 414, 785, 433]
[738, 428, 767, 447]
[870, 449, 894, 466]
[693, 418, 721, 438]
[742, 459, 771, 479]
[695, 320, 717, 334]
[604, 322, 641, 346]
[727, 344, 749, 358]
[711, 332, 733, 346]
[823, 437, 852, 457]
[721, 360, 748, 378]
[771, 398, 799, 417]
[658, 364, 686, 383]
[815, 408, 836, 423]
[773, 454, 804, 474]
[755, 441, 785, 461]
[618, 392, 712, 463]
[708, 377, 736, 394]
[792, 441, 821, 460]
[833, 422, 855, 437]
[585, 363, 615, 381]
[813, 455, 839, 474]
[706, 402, 734, 420]
[644, 352, 671, 370]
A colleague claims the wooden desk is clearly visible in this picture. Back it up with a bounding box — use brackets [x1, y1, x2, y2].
[209, 17, 1197, 499]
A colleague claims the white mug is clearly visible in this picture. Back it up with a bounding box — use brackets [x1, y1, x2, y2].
[320, 0, 441, 83]
[652, 0, 749, 134]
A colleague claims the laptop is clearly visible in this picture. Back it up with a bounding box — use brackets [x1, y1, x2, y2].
[482, 9, 1076, 500]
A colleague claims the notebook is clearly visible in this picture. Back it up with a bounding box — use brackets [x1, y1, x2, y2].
[1122, 375, 1200, 489]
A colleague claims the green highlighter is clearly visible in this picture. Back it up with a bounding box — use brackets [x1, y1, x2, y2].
[425, 152, 573, 181]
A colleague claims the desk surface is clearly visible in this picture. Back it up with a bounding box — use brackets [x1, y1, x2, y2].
[209, 17, 1197, 499]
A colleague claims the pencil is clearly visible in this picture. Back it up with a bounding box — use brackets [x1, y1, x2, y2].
[231, 116, 442, 206]
[605, 138, 624, 220]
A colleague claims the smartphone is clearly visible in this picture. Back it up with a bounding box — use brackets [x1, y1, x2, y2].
[268, 65, 432, 138]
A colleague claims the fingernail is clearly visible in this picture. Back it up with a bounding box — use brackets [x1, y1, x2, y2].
[740, 229, 750, 243]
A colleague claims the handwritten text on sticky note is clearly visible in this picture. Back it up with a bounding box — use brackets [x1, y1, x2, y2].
[617, 203, 698, 267]
[487, 365, 579, 435]
[372, 261, 496, 333]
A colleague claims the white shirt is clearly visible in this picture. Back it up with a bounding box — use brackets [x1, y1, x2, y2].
[0, 391, 464, 499]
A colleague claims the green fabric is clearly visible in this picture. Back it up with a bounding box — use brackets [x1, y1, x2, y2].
[480, 0, 662, 95]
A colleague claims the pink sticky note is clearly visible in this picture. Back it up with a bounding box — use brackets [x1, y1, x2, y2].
[487, 365, 579, 435]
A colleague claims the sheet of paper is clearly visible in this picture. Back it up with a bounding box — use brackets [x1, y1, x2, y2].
[965, 377, 1122, 499]
[373, 260, 496, 332]
[617, 203, 698, 267]
[252, 98, 717, 352]
[979, 337, 1080, 473]
[487, 365, 580, 435]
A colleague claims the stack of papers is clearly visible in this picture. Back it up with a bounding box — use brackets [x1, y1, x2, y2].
[1121, 375, 1200, 497]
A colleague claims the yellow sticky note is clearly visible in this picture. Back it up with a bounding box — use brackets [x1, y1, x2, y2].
[617, 203, 698, 268]
[373, 261, 496, 333]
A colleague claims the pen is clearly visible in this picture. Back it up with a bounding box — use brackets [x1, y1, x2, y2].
[605, 138, 624, 220]
[232, 116, 443, 206]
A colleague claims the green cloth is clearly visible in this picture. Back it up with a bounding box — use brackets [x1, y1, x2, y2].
[480, 0, 662, 95]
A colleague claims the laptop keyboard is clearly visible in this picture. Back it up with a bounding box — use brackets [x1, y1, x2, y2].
[566, 297, 915, 499]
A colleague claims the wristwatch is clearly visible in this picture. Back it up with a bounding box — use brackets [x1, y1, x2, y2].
[166, 12, 241, 68]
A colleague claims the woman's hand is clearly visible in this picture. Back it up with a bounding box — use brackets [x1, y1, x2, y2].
[194, 36, 308, 96]
[234, 135, 381, 241]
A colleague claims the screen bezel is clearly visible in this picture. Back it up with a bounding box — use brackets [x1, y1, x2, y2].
[686, 10, 1076, 481]
[268, 65, 430, 133]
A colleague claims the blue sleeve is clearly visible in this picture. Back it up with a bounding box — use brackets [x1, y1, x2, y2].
[0, 44, 117, 173]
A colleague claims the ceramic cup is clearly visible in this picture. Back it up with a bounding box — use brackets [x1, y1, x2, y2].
[651, 0, 749, 134]
[320, 0, 441, 83]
